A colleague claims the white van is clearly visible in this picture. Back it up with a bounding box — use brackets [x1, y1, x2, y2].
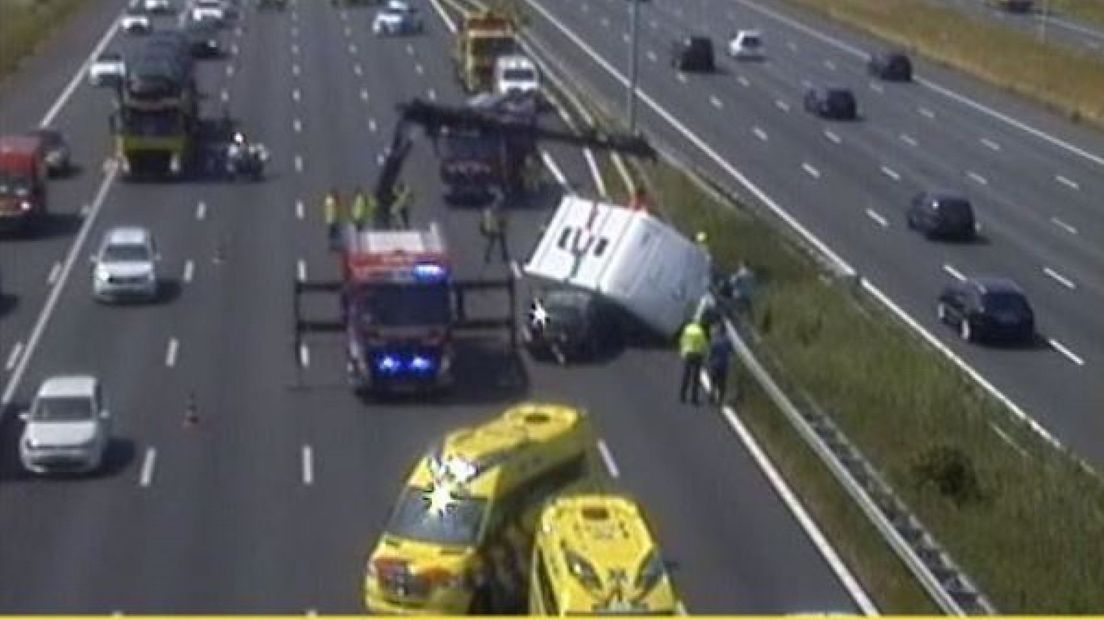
[523, 195, 711, 338]
[729, 29, 764, 60]
[494, 54, 540, 96]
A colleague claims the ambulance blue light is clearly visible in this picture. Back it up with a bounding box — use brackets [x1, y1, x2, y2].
[413, 263, 447, 281]
[377, 355, 400, 373]
[410, 355, 434, 372]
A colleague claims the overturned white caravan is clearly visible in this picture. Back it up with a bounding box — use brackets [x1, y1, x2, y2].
[523, 195, 711, 338]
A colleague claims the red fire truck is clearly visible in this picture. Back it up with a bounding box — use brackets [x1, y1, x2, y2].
[0, 134, 48, 233]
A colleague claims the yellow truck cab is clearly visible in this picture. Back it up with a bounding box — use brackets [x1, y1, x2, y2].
[530, 489, 683, 615]
[455, 11, 516, 92]
[364, 402, 598, 614]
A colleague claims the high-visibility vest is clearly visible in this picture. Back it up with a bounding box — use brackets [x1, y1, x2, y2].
[391, 185, 411, 215]
[481, 208, 504, 235]
[351, 193, 375, 223]
[679, 322, 708, 358]
[323, 195, 339, 225]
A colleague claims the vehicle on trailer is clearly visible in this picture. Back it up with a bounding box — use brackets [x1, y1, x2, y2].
[530, 484, 683, 615]
[19, 376, 112, 475]
[0, 134, 48, 234]
[524, 195, 711, 340]
[454, 10, 517, 92]
[88, 51, 127, 87]
[494, 54, 540, 96]
[364, 403, 601, 614]
[23, 128, 71, 176]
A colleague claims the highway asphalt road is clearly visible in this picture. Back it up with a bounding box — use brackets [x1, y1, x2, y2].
[0, 0, 861, 613]
[932, 0, 1104, 54]
[521, 0, 1104, 465]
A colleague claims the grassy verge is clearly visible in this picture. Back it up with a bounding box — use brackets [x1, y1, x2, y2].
[782, 0, 1104, 127]
[637, 158, 1104, 612]
[1049, 0, 1104, 30]
[0, 0, 86, 84]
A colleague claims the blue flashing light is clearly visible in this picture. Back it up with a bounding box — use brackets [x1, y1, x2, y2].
[413, 263, 447, 281]
[377, 355, 401, 373]
[410, 355, 434, 372]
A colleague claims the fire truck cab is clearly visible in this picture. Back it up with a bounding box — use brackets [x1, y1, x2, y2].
[341, 225, 455, 393]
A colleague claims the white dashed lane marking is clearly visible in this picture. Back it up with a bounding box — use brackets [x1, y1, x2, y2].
[865, 209, 888, 228]
[752, 126, 768, 141]
[880, 165, 900, 181]
[302, 445, 314, 486]
[597, 440, 620, 478]
[182, 260, 194, 283]
[165, 338, 179, 368]
[967, 171, 988, 186]
[296, 200, 305, 220]
[360, 88, 369, 101]
[775, 99, 790, 112]
[293, 118, 302, 133]
[195, 201, 207, 220]
[869, 82, 883, 93]
[1042, 266, 1076, 290]
[899, 133, 918, 146]
[823, 129, 840, 144]
[918, 107, 935, 119]
[292, 88, 300, 102]
[294, 155, 304, 173]
[1049, 339, 1085, 367]
[801, 162, 820, 178]
[980, 137, 1001, 151]
[298, 343, 310, 368]
[737, 75, 750, 87]
[297, 259, 308, 283]
[1050, 217, 1078, 235]
[710, 96, 723, 109]
[1055, 175, 1080, 190]
[139, 447, 157, 488]
[942, 263, 966, 281]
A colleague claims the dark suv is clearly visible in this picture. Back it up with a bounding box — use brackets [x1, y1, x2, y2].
[803, 86, 857, 119]
[671, 36, 715, 72]
[907, 191, 977, 240]
[938, 277, 1035, 343]
[867, 51, 912, 81]
[522, 289, 619, 362]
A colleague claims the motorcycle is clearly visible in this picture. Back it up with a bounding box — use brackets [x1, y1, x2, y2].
[225, 143, 269, 181]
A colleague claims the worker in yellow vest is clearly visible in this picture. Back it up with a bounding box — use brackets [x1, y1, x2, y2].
[390, 182, 412, 230]
[350, 187, 375, 231]
[678, 320, 709, 405]
[323, 189, 342, 248]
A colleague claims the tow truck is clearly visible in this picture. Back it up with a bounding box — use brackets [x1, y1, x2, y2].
[293, 97, 652, 395]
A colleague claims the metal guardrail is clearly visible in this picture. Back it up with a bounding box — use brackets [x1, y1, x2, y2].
[722, 312, 997, 616]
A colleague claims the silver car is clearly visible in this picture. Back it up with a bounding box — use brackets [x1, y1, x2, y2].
[91, 226, 159, 301]
[20, 376, 112, 474]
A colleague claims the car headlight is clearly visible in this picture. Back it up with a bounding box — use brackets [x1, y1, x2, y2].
[19, 200, 33, 212]
[95, 267, 112, 282]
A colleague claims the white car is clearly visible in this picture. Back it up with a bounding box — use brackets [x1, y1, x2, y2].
[143, 0, 173, 13]
[19, 376, 112, 475]
[494, 54, 540, 95]
[728, 29, 764, 60]
[91, 226, 160, 302]
[120, 10, 152, 34]
[88, 51, 126, 87]
[372, 4, 423, 35]
[191, 0, 226, 24]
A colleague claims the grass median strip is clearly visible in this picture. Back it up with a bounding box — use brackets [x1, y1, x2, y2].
[781, 0, 1104, 127]
[0, 0, 86, 84]
[635, 158, 1104, 612]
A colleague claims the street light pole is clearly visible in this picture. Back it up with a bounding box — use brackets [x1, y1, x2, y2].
[627, 0, 641, 134]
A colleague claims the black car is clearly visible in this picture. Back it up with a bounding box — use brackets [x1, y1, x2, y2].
[25, 128, 71, 175]
[803, 86, 857, 119]
[867, 51, 912, 81]
[671, 36, 715, 72]
[938, 277, 1035, 343]
[907, 191, 977, 240]
[522, 289, 619, 362]
[185, 21, 222, 57]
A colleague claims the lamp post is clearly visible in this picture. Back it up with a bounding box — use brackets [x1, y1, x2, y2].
[627, 0, 642, 134]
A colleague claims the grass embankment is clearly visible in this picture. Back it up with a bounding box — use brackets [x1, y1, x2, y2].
[637, 161, 1104, 612]
[782, 0, 1104, 127]
[1049, 0, 1104, 30]
[0, 0, 86, 84]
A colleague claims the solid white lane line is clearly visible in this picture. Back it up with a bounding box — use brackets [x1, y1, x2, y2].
[1055, 174, 1080, 190]
[865, 209, 888, 227]
[2, 166, 119, 411]
[353, 64, 362, 76]
[801, 162, 820, 178]
[182, 260, 195, 283]
[302, 445, 314, 486]
[720, 404, 876, 615]
[46, 262, 61, 285]
[1050, 217, 1078, 235]
[918, 106, 935, 119]
[293, 118, 302, 133]
[869, 82, 883, 93]
[165, 338, 179, 368]
[297, 259, 308, 283]
[980, 137, 1001, 151]
[880, 165, 901, 181]
[752, 126, 768, 141]
[646, 50, 657, 62]
[40, 14, 120, 127]
[942, 263, 966, 281]
[899, 133, 918, 146]
[710, 95, 723, 109]
[195, 201, 207, 220]
[583, 149, 607, 198]
[295, 155, 304, 172]
[597, 440, 620, 478]
[5, 342, 23, 372]
[299, 343, 310, 368]
[775, 99, 790, 112]
[967, 171, 988, 185]
[737, 75, 750, 87]
[415, 63, 424, 75]
[292, 88, 301, 102]
[139, 447, 157, 487]
[360, 88, 369, 101]
[1042, 266, 1076, 290]
[296, 200, 305, 220]
[1049, 339, 1085, 366]
[540, 151, 568, 186]
[823, 129, 841, 144]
